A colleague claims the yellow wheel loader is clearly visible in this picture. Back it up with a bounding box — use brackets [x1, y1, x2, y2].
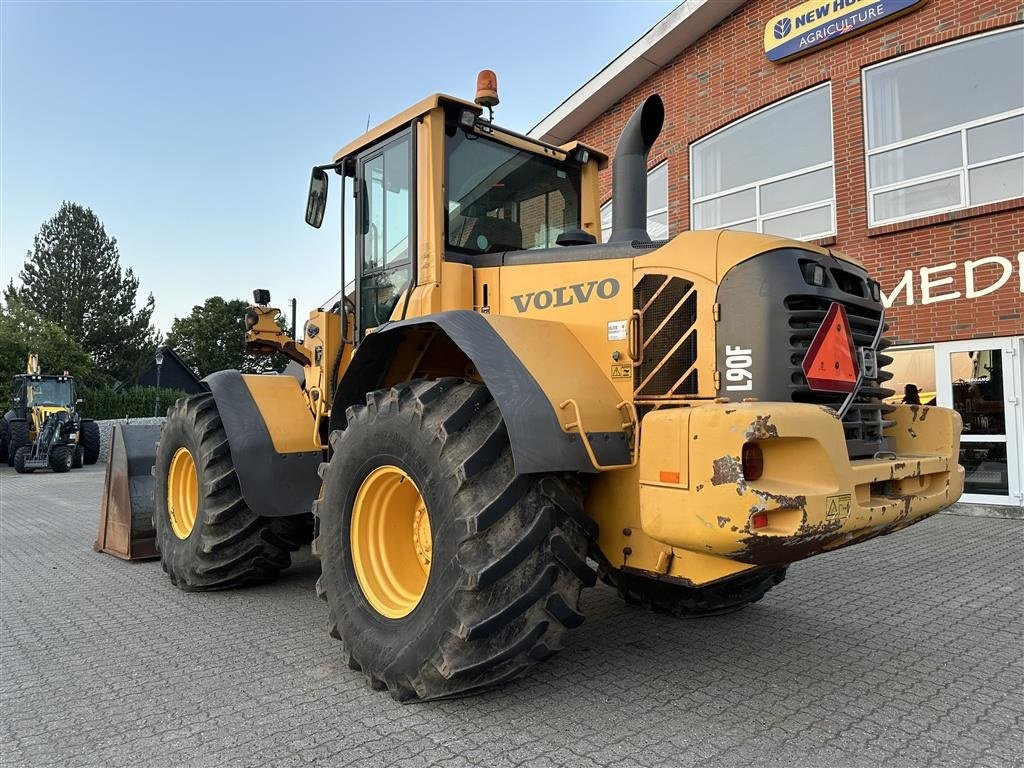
[3, 353, 100, 472]
[99, 73, 964, 700]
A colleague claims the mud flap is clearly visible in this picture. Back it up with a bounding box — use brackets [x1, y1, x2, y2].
[94, 423, 162, 560]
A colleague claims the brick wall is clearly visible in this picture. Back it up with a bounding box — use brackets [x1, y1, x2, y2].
[573, 0, 1023, 344]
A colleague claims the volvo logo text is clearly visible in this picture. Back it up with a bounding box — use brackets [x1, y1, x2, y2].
[511, 278, 620, 313]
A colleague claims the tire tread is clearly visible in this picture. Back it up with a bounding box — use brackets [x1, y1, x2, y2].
[602, 564, 787, 618]
[317, 379, 594, 701]
[154, 392, 312, 591]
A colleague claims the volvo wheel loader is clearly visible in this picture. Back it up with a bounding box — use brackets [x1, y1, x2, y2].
[100, 73, 964, 701]
[2, 353, 100, 472]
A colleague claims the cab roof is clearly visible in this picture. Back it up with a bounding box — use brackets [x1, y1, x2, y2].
[332, 93, 479, 163]
[331, 93, 608, 167]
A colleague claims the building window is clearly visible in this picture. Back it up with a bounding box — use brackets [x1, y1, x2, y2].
[600, 161, 668, 242]
[689, 84, 835, 241]
[864, 27, 1024, 227]
[885, 339, 1023, 504]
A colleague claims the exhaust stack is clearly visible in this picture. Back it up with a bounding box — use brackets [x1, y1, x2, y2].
[608, 94, 664, 244]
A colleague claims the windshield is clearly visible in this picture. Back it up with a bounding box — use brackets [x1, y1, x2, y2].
[445, 129, 581, 254]
[26, 379, 72, 407]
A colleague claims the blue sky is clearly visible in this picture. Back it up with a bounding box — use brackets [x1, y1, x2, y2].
[1, 1, 676, 334]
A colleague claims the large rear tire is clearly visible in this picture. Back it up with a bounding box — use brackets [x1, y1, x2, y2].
[152, 393, 313, 591]
[601, 564, 787, 618]
[315, 379, 596, 701]
[79, 419, 100, 465]
[7, 420, 28, 467]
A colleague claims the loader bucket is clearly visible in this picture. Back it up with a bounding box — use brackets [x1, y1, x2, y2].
[94, 423, 162, 560]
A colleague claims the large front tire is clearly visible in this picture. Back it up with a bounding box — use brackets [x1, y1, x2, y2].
[152, 393, 312, 590]
[315, 379, 596, 701]
[48, 445, 74, 473]
[13, 446, 32, 474]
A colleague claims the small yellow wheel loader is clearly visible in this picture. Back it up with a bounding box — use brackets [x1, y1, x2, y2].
[98, 73, 964, 700]
[3, 353, 100, 473]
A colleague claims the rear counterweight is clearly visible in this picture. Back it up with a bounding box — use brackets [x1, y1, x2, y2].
[715, 248, 892, 458]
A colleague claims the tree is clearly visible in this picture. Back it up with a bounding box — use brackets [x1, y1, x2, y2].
[165, 296, 286, 378]
[0, 298, 104, 407]
[4, 202, 158, 382]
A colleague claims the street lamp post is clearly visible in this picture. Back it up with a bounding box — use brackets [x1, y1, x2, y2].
[154, 347, 165, 417]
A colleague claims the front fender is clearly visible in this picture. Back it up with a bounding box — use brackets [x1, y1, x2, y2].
[203, 370, 321, 518]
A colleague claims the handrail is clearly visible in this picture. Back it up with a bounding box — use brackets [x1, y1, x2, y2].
[308, 387, 329, 450]
[558, 399, 640, 471]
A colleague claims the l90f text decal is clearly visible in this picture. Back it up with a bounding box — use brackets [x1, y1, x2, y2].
[724, 345, 753, 392]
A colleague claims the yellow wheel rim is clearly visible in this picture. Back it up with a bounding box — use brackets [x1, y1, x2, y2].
[167, 447, 199, 539]
[350, 465, 432, 619]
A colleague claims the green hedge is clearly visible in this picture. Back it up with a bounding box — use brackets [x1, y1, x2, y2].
[78, 386, 191, 421]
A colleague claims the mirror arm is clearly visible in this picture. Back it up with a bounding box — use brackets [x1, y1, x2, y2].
[316, 159, 348, 175]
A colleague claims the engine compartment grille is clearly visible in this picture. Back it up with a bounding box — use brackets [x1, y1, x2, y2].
[633, 275, 698, 401]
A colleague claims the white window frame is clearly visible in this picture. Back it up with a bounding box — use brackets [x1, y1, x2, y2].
[600, 160, 669, 242]
[886, 338, 1024, 507]
[862, 27, 1024, 228]
[688, 83, 836, 240]
[934, 335, 1023, 507]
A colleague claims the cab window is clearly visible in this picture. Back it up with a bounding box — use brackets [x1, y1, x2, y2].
[359, 133, 412, 332]
[445, 129, 581, 253]
[26, 379, 72, 406]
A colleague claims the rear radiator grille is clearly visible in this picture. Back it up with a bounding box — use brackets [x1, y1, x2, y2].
[785, 294, 895, 457]
[634, 275, 698, 399]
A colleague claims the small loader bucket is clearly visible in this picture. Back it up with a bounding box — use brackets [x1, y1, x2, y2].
[94, 423, 162, 560]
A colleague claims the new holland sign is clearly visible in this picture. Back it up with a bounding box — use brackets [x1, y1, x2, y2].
[764, 0, 927, 62]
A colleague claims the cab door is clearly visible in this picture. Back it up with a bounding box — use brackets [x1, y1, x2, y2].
[354, 128, 415, 338]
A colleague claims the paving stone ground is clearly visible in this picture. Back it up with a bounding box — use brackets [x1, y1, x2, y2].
[1, 465, 1021, 768]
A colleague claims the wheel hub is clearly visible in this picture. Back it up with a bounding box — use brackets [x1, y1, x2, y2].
[413, 502, 432, 568]
[350, 465, 431, 619]
[167, 447, 198, 539]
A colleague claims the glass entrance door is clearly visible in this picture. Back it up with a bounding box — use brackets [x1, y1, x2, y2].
[935, 337, 1023, 506]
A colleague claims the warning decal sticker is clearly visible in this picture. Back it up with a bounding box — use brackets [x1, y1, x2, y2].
[825, 494, 852, 523]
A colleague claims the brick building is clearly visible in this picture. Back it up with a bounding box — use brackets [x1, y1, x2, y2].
[531, 0, 1023, 509]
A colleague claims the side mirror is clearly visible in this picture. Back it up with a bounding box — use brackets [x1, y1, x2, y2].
[305, 167, 329, 228]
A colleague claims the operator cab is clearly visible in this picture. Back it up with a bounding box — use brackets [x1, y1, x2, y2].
[304, 73, 606, 341]
[26, 378, 74, 407]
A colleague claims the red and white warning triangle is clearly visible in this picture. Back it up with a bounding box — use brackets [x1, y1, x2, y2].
[801, 302, 860, 393]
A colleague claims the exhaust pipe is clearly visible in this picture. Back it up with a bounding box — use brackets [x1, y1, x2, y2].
[608, 94, 664, 244]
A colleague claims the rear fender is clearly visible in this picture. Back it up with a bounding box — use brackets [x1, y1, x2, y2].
[332, 310, 631, 474]
[203, 370, 322, 518]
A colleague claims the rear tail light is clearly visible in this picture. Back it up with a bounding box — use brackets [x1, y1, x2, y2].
[741, 442, 763, 481]
[751, 511, 769, 529]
